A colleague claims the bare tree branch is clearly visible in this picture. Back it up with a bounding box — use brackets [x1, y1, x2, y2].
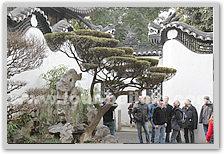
[7, 32, 48, 94]
[7, 32, 47, 79]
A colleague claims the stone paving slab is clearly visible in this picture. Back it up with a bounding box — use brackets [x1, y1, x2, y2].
[115, 127, 206, 144]
[115, 127, 148, 144]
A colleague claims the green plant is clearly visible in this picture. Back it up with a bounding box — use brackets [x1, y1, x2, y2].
[23, 135, 38, 144]
[7, 121, 19, 143]
[84, 140, 97, 143]
[43, 137, 60, 143]
[76, 82, 93, 123]
[69, 18, 90, 30]
[89, 7, 170, 42]
[75, 82, 103, 123]
[175, 7, 213, 32]
[74, 29, 112, 38]
[40, 64, 69, 94]
[7, 114, 33, 143]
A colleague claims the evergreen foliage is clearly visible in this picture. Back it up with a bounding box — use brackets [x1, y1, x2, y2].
[89, 7, 170, 42]
[175, 7, 213, 32]
[45, 29, 176, 98]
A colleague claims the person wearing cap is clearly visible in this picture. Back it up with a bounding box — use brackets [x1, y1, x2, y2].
[101, 97, 118, 136]
[199, 96, 213, 142]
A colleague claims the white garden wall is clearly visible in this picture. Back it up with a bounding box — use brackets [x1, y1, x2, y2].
[10, 27, 93, 97]
[162, 36, 213, 143]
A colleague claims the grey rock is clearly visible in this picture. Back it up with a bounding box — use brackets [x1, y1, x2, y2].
[55, 69, 82, 123]
[48, 123, 63, 134]
[102, 134, 118, 144]
[60, 123, 73, 143]
[72, 123, 88, 134]
[87, 109, 97, 125]
[56, 69, 82, 94]
[95, 125, 110, 138]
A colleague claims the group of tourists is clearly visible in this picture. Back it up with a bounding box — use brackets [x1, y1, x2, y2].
[101, 95, 213, 144]
[128, 95, 214, 144]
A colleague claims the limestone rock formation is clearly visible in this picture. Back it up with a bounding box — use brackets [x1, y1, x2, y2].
[48, 123, 63, 134]
[73, 123, 88, 134]
[87, 108, 98, 125]
[59, 123, 74, 143]
[94, 125, 110, 138]
[55, 68, 82, 123]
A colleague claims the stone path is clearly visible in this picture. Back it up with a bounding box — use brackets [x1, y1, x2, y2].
[115, 126, 206, 144]
[115, 126, 148, 144]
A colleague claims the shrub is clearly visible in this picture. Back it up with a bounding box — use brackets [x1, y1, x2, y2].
[40, 64, 69, 94]
[74, 29, 112, 38]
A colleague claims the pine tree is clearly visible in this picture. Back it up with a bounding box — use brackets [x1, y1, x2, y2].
[45, 29, 176, 142]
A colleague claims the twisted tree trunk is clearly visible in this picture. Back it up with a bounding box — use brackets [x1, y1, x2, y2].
[82, 100, 114, 142]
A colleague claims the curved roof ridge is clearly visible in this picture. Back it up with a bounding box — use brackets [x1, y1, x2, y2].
[161, 21, 213, 41]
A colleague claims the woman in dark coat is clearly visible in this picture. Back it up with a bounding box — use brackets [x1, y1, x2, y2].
[171, 100, 183, 143]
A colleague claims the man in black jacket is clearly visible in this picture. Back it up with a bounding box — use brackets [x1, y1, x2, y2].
[171, 100, 183, 143]
[132, 96, 150, 143]
[164, 96, 173, 143]
[153, 99, 168, 143]
[102, 97, 118, 136]
[182, 99, 198, 143]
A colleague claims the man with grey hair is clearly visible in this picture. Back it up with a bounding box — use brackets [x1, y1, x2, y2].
[199, 96, 213, 143]
[132, 96, 150, 143]
[182, 99, 198, 143]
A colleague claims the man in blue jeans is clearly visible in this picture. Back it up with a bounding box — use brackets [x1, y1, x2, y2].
[102, 97, 118, 136]
[148, 96, 158, 143]
[153, 99, 168, 143]
[132, 96, 150, 143]
[199, 96, 213, 143]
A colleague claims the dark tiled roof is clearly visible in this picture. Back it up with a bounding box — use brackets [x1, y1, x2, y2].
[160, 21, 213, 54]
[133, 50, 162, 57]
[7, 7, 94, 34]
[117, 43, 162, 57]
[8, 7, 52, 34]
[161, 21, 213, 42]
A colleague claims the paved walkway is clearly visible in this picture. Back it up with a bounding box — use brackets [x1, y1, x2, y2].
[115, 126, 148, 144]
[115, 126, 206, 144]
